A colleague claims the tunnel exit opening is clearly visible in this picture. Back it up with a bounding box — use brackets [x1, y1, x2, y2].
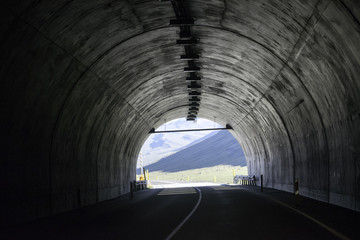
[136, 118, 248, 185]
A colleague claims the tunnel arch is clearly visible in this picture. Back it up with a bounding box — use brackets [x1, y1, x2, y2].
[0, 0, 359, 226]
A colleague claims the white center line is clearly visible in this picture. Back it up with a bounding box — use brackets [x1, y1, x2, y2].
[164, 187, 202, 240]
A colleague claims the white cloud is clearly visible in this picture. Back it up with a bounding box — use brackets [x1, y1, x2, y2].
[137, 118, 223, 167]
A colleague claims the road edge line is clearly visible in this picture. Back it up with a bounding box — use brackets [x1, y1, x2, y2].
[164, 187, 202, 240]
[239, 187, 351, 240]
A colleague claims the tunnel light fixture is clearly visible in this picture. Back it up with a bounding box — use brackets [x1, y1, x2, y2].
[189, 107, 199, 111]
[189, 96, 200, 102]
[188, 108, 198, 113]
[181, 54, 199, 60]
[176, 39, 198, 45]
[186, 72, 201, 81]
[184, 66, 201, 72]
[186, 76, 201, 81]
[189, 102, 200, 107]
[188, 112, 198, 115]
[187, 82, 201, 89]
[161, 0, 202, 122]
[179, 31, 192, 39]
[189, 91, 201, 96]
[170, 18, 194, 26]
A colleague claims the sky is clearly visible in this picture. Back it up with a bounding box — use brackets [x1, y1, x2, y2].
[137, 118, 222, 168]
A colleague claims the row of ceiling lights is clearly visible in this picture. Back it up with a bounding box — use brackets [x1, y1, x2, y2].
[161, 0, 202, 121]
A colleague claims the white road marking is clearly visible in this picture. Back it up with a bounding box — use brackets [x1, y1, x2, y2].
[241, 187, 351, 240]
[270, 198, 351, 240]
[164, 187, 202, 240]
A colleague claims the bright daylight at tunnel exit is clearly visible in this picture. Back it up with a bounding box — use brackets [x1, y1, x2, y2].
[136, 118, 248, 187]
[0, 0, 359, 239]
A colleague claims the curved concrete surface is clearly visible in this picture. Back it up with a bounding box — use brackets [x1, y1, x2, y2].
[0, 0, 359, 225]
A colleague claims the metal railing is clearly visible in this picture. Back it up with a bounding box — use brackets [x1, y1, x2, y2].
[135, 180, 148, 190]
[233, 175, 257, 186]
[130, 180, 148, 199]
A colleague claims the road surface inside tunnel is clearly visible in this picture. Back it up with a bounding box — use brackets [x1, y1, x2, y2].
[1, 184, 358, 240]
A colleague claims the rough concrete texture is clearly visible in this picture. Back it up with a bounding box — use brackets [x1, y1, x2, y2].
[0, 0, 359, 225]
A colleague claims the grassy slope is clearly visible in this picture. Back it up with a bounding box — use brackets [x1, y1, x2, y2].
[139, 165, 248, 184]
[143, 131, 246, 173]
[138, 131, 248, 184]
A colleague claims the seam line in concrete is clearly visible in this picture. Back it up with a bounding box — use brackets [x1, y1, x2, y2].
[338, 0, 360, 27]
[237, 0, 327, 123]
[233, 1, 332, 201]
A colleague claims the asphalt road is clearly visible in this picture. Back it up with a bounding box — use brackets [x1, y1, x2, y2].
[1, 184, 358, 240]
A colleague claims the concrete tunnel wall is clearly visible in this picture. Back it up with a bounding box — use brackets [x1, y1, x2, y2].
[0, 0, 359, 226]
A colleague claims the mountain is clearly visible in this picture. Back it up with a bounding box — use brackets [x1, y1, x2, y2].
[141, 130, 246, 173]
[173, 130, 218, 152]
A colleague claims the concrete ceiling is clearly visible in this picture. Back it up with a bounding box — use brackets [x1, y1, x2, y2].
[0, 0, 359, 225]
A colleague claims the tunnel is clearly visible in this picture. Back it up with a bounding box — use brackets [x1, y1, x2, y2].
[0, 0, 359, 226]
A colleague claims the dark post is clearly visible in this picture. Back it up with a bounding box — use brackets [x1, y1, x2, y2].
[261, 174, 263, 192]
[294, 178, 299, 206]
[143, 167, 146, 180]
[294, 178, 299, 196]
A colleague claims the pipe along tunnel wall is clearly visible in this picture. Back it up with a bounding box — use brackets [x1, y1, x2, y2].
[0, 0, 359, 225]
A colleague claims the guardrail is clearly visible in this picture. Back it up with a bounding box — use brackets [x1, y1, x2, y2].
[130, 180, 148, 199]
[135, 180, 148, 190]
[233, 175, 256, 186]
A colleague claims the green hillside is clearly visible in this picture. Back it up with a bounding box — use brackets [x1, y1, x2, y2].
[139, 131, 247, 183]
[145, 165, 248, 184]
[143, 130, 246, 172]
